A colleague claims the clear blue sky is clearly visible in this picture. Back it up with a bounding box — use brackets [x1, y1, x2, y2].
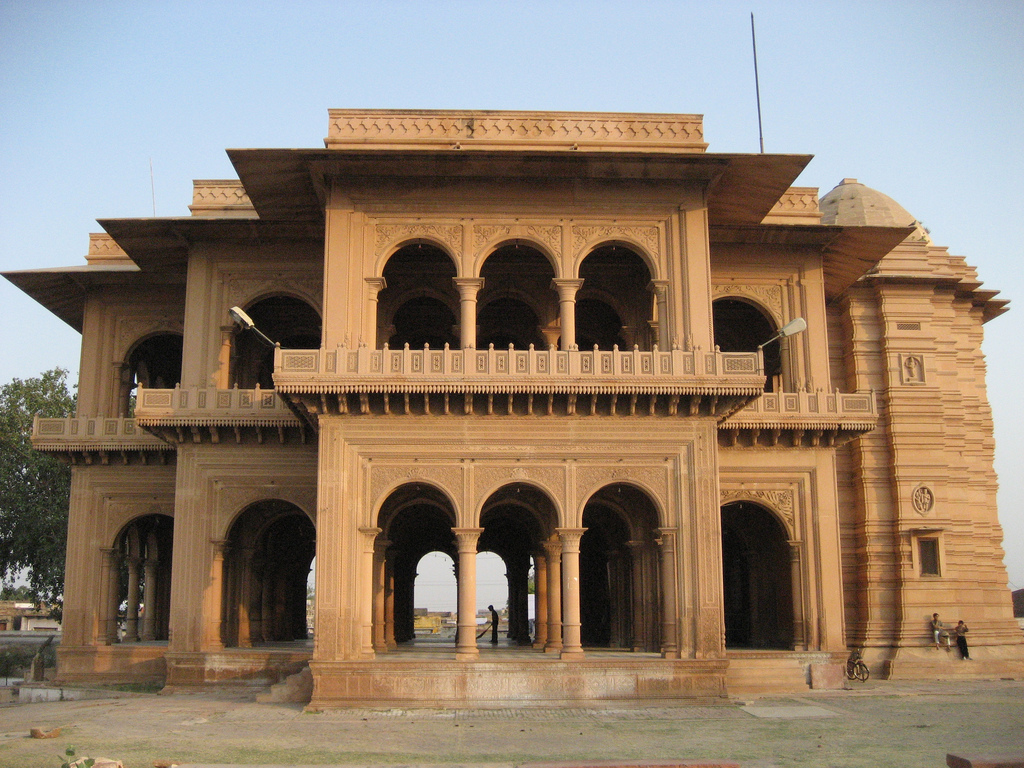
[2, 1, 1022, 595]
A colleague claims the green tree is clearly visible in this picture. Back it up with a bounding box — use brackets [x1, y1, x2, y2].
[0, 368, 76, 609]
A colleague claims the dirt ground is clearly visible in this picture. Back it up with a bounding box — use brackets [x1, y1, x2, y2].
[1, 678, 1022, 768]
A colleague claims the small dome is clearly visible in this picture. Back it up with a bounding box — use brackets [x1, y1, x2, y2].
[820, 178, 930, 242]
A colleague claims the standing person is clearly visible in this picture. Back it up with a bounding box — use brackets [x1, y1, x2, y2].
[954, 620, 971, 660]
[931, 613, 951, 650]
[488, 605, 499, 645]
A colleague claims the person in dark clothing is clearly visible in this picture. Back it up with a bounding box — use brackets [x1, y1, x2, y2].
[488, 605, 499, 644]
[955, 620, 971, 660]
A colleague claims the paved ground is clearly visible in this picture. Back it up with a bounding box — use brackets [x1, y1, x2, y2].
[1, 678, 1022, 768]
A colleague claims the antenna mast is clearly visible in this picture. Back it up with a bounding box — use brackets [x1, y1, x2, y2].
[751, 13, 765, 153]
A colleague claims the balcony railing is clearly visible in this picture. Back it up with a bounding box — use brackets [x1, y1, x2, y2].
[273, 344, 765, 395]
[719, 390, 878, 447]
[32, 416, 172, 460]
[133, 386, 300, 425]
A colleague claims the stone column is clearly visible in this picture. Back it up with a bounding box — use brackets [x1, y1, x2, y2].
[124, 555, 142, 642]
[364, 277, 386, 348]
[203, 540, 227, 650]
[658, 528, 680, 658]
[551, 279, 584, 351]
[454, 528, 483, 659]
[101, 547, 121, 645]
[626, 540, 646, 651]
[236, 547, 256, 648]
[558, 528, 586, 659]
[790, 542, 807, 651]
[454, 278, 485, 349]
[372, 538, 390, 652]
[141, 555, 158, 641]
[649, 280, 670, 349]
[543, 538, 562, 652]
[532, 551, 548, 649]
[359, 527, 381, 658]
[384, 554, 397, 649]
[216, 325, 234, 389]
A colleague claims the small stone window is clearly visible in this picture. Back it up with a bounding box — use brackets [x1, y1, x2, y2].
[918, 538, 940, 576]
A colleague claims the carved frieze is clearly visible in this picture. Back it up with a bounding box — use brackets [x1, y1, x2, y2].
[472, 223, 561, 258]
[225, 274, 321, 313]
[375, 223, 463, 259]
[368, 462, 461, 513]
[115, 316, 185, 360]
[575, 463, 669, 513]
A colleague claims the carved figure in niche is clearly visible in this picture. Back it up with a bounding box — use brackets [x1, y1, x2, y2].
[912, 485, 935, 515]
[902, 354, 925, 384]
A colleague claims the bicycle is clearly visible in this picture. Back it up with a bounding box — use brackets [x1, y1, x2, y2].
[845, 648, 869, 682]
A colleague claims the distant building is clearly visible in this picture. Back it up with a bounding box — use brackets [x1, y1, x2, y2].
[0, 602, 60, 632]
[5, 109, 1022, 705]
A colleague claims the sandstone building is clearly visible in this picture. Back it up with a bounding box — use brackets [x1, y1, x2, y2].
[5, 110, 1022, 705]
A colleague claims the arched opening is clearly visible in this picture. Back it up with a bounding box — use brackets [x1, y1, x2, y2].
[377, 484, 458, 646]
[712, 298, 781, 392]
[222, 500, 316, 646]
[580, 484, 661, 651]
[578, 245, 654, 351]
[478, 297, 544, 350]
[478, 244, 557, 349]
[479, 483, 555, 647]
[389, 296, 458, 349]
[233, 296, 321, 389]
[720, 501, 794, 649]
[112, 514, 173, 642]
[378, 244, 459, 349]
[120, 334, 183, 416]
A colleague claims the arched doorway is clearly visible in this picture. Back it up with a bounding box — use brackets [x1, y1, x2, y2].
[478, 244, 557, 349]
[222, 500, 315, 646]
[712, 298, 781, 392]
[377, 243, 459, 349]
[377, 484, 458, 646]
[580, 484, 661, 651]
[120, 333, 183, 415]
[111, 514, 173, 642]
[578, 245, 654, 350]
[233, 296, 321, 388]
[720, 501, 793, 649]
[478, 483, 555, 646]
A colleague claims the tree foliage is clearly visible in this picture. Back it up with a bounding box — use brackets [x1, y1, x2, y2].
[0, 369, 76, 606]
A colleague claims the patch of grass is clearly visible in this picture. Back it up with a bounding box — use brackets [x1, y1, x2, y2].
[98, 681, 163, 694]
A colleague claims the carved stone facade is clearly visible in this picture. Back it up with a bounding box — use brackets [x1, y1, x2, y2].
[6, 109, 1020, 706]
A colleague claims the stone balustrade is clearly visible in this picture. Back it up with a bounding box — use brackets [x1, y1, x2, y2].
[273, 344, 765, 396]
[719, 390, 878, 448]
[133, 385, 299, 426]
[31, 416, 172, 462]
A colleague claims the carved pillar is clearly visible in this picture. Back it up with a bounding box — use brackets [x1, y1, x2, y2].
[454, 278, 485, 349]
[649, 280, 670, 349]
[384, 553, 397, 649]
[626, 540, 645, 651]
[202, 540, 227, 650]
[790, 542, 807, 651]
[551, 279, 584, 351]
[359, 527, 381, 658]
[236, 547, 255, 648]
[365, 277, 386, 348]
[141, 555, 158, 641]
[454, 528, 483, 659]
[116, 362, 132, 417]
[658, 528, 680, 658]
[532, 551, 548, 649]
[124, 555, 142, 642]
[101, 547, 121, 645]
[558, 527, 586, 659]
[543, 538, 563, 652]
[216, 325, 234, 389]
[372, 538, 390, 652]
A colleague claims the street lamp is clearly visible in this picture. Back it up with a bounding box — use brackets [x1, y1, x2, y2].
[229, 306, 277, 347]
[757, 317, 806, 350]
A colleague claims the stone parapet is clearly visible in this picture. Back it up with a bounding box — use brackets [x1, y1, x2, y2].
[718, 390, 878, 447]
[326, 109, 707, 153]
[188, 179, 256, 217]
[32, 416, 173, 462]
